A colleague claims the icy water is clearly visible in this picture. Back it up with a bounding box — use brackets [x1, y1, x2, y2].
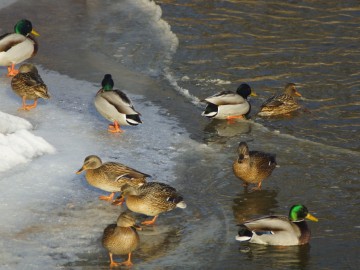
[0, 0, 359, 269]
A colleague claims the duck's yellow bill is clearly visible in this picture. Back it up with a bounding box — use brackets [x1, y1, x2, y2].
[306, 213, 318, 222]
[76, 167, 84, 174]
[31, 29, 40, 36]
[295, 90, 302, 97]
[250, 92, 257, 97]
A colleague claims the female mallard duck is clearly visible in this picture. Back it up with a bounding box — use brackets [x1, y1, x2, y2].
[76, 155, 150, 203]
[121, 182, 187, 225]
[236, 204, 318, 246]
[102, 211, 141, 267]
[258, 83, 302, 117]
[94, 74, 142, 133]
[201, 83, 256, 121]
[0, 19, 39, 77]
[11, 63, 50, 111]
[233, 142, 277, 191]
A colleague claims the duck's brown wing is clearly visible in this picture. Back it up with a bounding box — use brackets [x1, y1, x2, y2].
[102, 162, 150, 180]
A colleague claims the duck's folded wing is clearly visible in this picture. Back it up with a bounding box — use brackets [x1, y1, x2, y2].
[261, 95, 284, 107]
[100, 90, 139, 115]
[102, 162, 150, 180]
[244, 215, 293, 233]
[0, 33, 27, 52]
[203, 91, 246, 105]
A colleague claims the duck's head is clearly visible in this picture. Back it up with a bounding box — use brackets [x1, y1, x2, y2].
[18, 63, 39, 74]
[289, 204, 318, 222]
[120, 184, 138, 197]
[101, 74, 114, 91]
[117, 211, 142, 230]
[76, 155, 102, 174]
[284, 83, 301, 97]
[236, 83, 256, 99]
[237, 141, 250, 159]
[14, 19, 39, 37]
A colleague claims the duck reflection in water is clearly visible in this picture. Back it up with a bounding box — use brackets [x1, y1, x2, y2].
[203, 119, 252, 144]
[233, 189, 278, 224]
[239, 243, 311, 269]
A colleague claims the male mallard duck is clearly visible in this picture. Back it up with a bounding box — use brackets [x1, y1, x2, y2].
[102, 211, 141, 267]
[233, 141, 277, 191]
[11, 63, 50, 111]
[236, 204, 318, 246]
[201, 83, 256, 121]
[94, 74, 142, 133]
[76, 155, 150, 203]
[0, 19, 39, 77]
[258, 83, 302, 117]
[121, 182, 186, 225]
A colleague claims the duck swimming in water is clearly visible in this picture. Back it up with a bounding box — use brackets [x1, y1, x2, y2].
[236, 204, 318, 246]
[258, 83, 302, 117]
[202, 83, 256, 121]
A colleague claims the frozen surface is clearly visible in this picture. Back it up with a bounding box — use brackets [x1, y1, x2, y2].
[0, 0, 16, 9]
[0, 66, 191, 268]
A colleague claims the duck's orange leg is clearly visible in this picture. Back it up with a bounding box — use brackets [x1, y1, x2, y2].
[18, 97, 38, 111]
[108, 121, 123, 133]
[226, 115, 245, 124]
[99, 192, 115, 201]
[120, 253, 134, 267]
[111, 195, 125, 206]
[251, 181, 262, 191]
[141, 215, 158, 225]
[7, 63, 19, 77]
[109, 253, 120, 268]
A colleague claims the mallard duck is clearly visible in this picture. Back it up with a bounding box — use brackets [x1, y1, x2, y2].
[233, 141, 277, 191]
[0, 19, 39, 77]
[76, 155, 150, 203]
[201, 83, 256, 121]
[258, 83, 302, 117]
[102, 211, 141, 267]
[236, 204, 318, 246]
[94, 74, 142, 133]
[11, 63, 50, 111]
[121, 182, 187, 225]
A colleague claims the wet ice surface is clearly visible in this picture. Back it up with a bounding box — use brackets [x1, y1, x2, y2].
[0, 68, 192, 269]
[1, 0, 360, 269]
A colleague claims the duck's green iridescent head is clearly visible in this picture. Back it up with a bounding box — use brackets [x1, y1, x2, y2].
[14, 19, 39, 36]
[101, 74, 114, 91]
[289, 204, 318, 222]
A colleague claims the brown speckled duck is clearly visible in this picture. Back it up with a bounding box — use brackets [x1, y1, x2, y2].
[236, 204, 318, 246]
[233, 142, 277, 191]
[0, 19, 39, 77]
[76, 155, 150, 203]
[102, 211, 141, 267]
[11, 63, 50, 111]
[258, 83, 302, 117]
[121, 182, 187, 225]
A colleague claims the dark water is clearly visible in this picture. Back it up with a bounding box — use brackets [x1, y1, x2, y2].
[1, 0, 359, 269]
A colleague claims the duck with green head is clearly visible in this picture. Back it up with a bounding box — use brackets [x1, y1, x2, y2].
[94, 74, 142, 133]
[0, 19, 39, 77]
[236, 204, 318, 246]
[258, 83, 302, 117]
[201, 83, 257, 122]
